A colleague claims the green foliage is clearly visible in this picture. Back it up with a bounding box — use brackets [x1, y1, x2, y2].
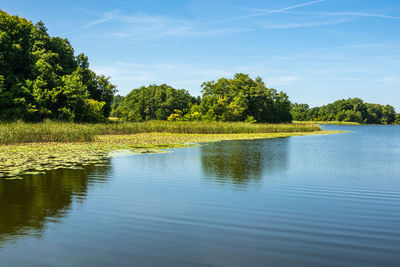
[291, 98, 398, 124]
[110, 95, 125, 117]
[0, 11, 116, 122]
[85, 99, 107, 122]
[115, 74, 292, 123]
[395, 114, 400, 124]
[195, 73, 292, 123]
[116, 84, 198, 122]
[291, 103, 310, 121]
[167, 109, 184, 121]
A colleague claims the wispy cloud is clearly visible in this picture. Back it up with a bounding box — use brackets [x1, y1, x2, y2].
[92, 61, 234, 94]
[245, 0, 325, 16]
[382, 76, 400, 83]
[243, 0, 325, 13]
[92, 61, 304, 95]
[80, 0, 328, 40]
[264, 18, 350, 29]
[80, 10, 119, 29]
[79, 11, 248, 40]
[207, 0, 325, 25]
[228, 2, 400, 31]
[268, 76, 303, 86]
[281, 11, 400, 19]
[77, 0, 400, 42]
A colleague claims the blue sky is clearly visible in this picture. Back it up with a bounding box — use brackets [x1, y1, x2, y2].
[2, 0, 400, 109]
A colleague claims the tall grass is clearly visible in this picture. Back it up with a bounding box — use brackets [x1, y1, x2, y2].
[92, 121, 320, 135]
[0, 121, 94, 144]
[0, 120, 320, 145]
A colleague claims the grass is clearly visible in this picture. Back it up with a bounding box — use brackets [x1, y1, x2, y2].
[0, 121, 94, 144]
[0, 120, 321, 145]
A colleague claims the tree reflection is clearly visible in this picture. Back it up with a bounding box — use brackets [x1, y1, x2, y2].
[201, 138, 289, 185]
[0, 162, 111, 245]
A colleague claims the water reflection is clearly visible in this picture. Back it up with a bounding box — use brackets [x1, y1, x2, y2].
[201, 138, 289, 185]
[0, 162, 111, 245]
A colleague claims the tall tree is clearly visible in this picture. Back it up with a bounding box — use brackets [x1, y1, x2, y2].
[0, 10, 116, 121]
[117, 84, 197, 121]
[197, 73, 292, 123]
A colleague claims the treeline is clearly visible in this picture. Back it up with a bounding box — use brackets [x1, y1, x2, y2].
[292, 98, 400, 124]
[0, 11, 291, 123]
[115, 73, 292, 123]
[0, 10, 115, 122]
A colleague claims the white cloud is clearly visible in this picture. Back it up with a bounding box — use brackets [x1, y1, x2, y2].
[339, 78, 360, 81]
[267, 76, 303, 86]
[264, 18, 349, 29]
[291, 11, 400, 19]
[382, 77, 400, 83]
[80, 10, 119, 29]
[92, 61, 303, 95]
[79, 11, 248, 40]
[78, 0, 329, 40]
[92, 62, 236, 95]
[207, 0, 326, 25]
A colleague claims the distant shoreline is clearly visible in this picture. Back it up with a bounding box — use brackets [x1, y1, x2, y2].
[294, 121, 361, 125]
[294, 121, 400, 125]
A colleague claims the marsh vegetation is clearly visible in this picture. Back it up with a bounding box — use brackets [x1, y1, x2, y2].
[0, 120, 321, 145]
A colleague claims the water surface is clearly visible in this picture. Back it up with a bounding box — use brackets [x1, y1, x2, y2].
[1, 125, 400, 266]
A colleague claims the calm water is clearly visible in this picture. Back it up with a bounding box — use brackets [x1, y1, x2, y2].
[1, 125, 400, 266]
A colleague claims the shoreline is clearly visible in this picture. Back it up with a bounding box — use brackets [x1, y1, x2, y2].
[294, 121, 400, 125]
[0, 130, 344, 180]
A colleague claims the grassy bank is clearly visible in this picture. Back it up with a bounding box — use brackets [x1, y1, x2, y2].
[0, 121, 320, 145]
[0, 131, 342, 179]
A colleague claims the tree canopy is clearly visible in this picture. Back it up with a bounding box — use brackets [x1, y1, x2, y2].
[116, 74, 293, 123]
[0, 10, 116, 122]
[292, 98, 397, 124]
[191, 73, 292, 123]
[116, 84, 198, 121]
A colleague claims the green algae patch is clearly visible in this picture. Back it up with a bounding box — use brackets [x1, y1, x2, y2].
[0, 130, 343, 179]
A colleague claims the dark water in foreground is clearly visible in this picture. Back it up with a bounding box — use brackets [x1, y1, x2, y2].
[1, 125, 400, 266]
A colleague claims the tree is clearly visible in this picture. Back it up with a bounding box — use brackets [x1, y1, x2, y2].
[117, 84, 197, 121]
[0, 10, 116, 122]
[110, 95, 125, 117]
[293, 97, 398, 124]
[291, 103, 310, 121]
[395, 114, 400, 124]
[196, 73, 292, 123]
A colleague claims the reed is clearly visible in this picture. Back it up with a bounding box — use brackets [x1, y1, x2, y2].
[0, 121, 94, 144]
[0, 120, 320, 145]
[92, 121, 320, 135]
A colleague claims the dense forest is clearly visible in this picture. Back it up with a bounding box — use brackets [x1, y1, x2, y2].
[116, 84, 199, 121]
[116, 74, 292, 123]
[1, 11, 399, 124]
[291, 98, 400, 124]
[0, 10, 116, 122]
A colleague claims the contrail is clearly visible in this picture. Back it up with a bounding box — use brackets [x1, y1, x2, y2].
[205, 0, 326, 25]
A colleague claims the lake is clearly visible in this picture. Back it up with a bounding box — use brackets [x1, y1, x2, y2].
[1, 125, 400, 266]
